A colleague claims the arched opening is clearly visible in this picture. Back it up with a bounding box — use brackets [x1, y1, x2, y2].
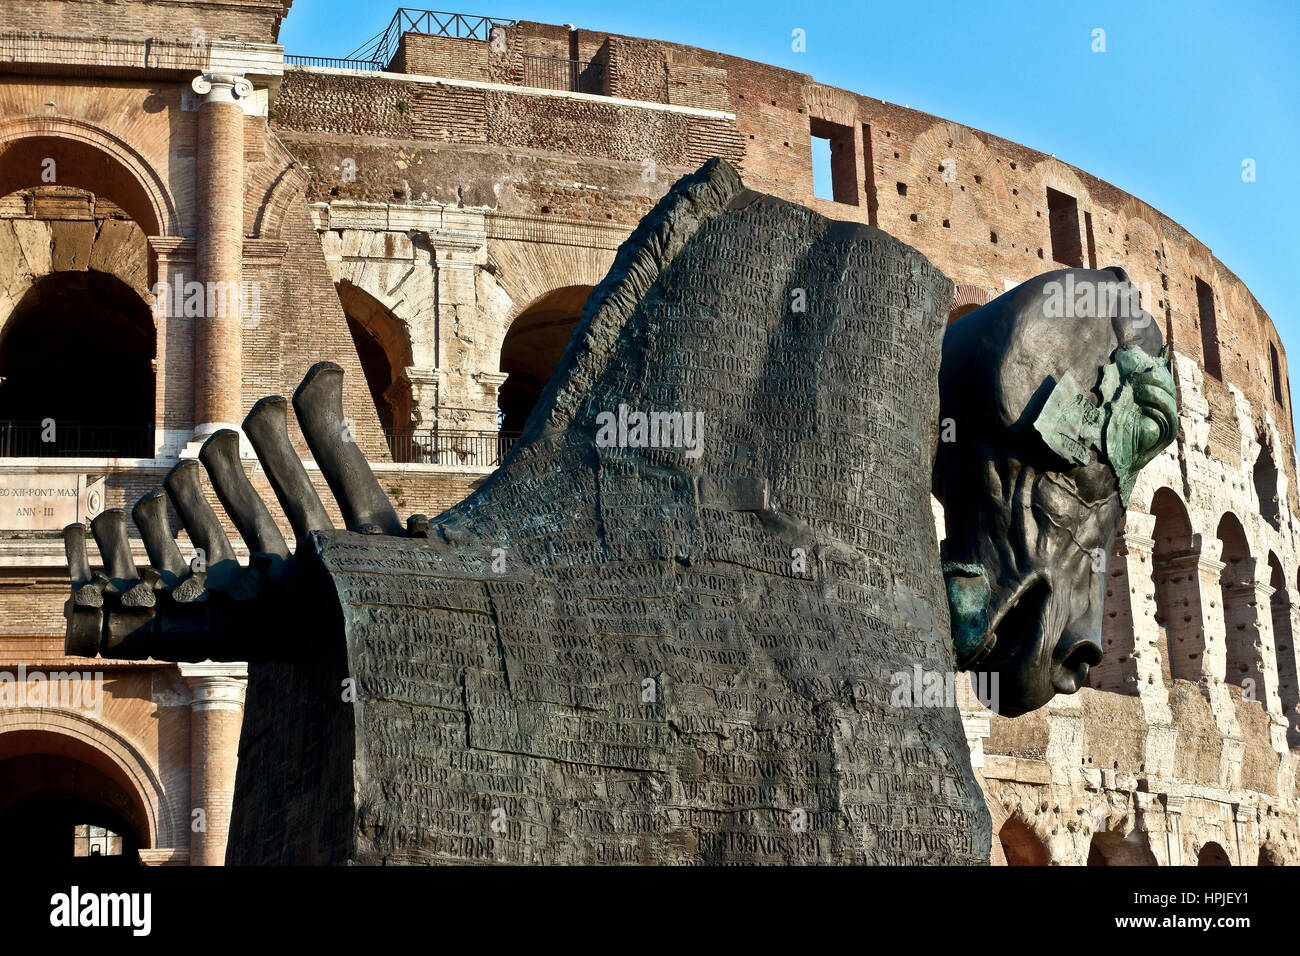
[0, 271, 154, 456]
[1270, 553, 1300, 745]
[1197, 842, 1231, 866]
[1254, 443, 1281, 530]
[998, 817, 1049, 866]
[1150, 489, 1199, 682]
[0, 730, 152, 866]
[948, 303, 981, 323]
[0, 133, 165, 237]
[1093, 530, 1139, 694]
[336, 281, 414, 462]
[1217, 513, 1266, 700]
[1087, 829, 1158, 865]
[498, 285, 592, 434]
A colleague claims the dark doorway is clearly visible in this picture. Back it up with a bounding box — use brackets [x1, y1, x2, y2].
[0, 751, 146, 866]
[499, 285, 592, 434]
[0, 271, 154, 457]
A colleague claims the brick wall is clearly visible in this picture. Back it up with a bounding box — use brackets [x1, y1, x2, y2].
[1, 0, 291, 45]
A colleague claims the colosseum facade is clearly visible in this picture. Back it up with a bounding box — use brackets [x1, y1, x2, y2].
[0, 0, 1294, 865]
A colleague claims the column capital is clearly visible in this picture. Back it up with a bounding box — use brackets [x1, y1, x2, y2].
[191, 73, 254, 105]
[179, 663, 248, 713]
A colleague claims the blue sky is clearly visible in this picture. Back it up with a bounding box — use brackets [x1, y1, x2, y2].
[282, 0, 1299, 397]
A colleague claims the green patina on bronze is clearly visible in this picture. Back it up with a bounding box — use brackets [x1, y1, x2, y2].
[1033, 346, 1178, 504]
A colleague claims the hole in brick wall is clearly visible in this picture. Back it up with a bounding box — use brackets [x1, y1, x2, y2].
[896, 182, 907, 196]
[909, 213, 918, 222]
[1038, 248, 1044, 258]
[1046, 186, 1083, 267]
[809, 117, 858, 205]
[1196, 276, 1222, 380]
[541, 205, 550, 213]
[1012, 188, 1018, 195]
[974, 174, 983, 184]
[893, 152, 899, 159]
[942, 219, 950, 228]
[1010, 161, 1017, 169]
[990, 231, 998, 244]
[329, 186, 339, 197]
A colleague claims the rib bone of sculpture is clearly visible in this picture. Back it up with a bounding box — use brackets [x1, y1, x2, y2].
[62, 158, 1176, 864]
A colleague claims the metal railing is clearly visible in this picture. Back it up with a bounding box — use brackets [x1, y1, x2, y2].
[386, 428, 520, 467]
[285, 55, 385, 70]
[521, 53, 604, 94]
[347, 8, 518, 68]
[0, 422, 154, 458]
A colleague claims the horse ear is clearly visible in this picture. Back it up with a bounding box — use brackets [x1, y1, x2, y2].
[1103, 265, 1131, 283]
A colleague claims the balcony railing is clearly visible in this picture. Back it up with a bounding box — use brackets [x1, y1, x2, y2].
[0, 422, 154, 458]
[285, 55, 385, 71]
[346, 8, 518, 68]
[387, 428, 520, 468]
[521, 54, 604, 94]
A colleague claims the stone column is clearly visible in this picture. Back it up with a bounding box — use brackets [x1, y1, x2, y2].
[191, 73, 252, 438]
[1163, 794, 1185, 866]
[180, 663, 248, 866]
[147, 236, 197, 458]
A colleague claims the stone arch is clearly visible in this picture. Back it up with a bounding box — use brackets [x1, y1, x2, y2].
[1268, 552, 1299, 744]
[250, 138, 309, 240]
[949, 284, 994, 323]
[907, 122, 1012, 207]
[1150, 488, 1200, 682]
[1197, 841, 1231, 866]
[498, 284, 594, 433]
[337, 279, 415, 458]
[1087, 828, 1158, 865]
[1217, 512, 1267, 700]
[0, 709, 184, 857]
[0, 118, 180, 236]
[996, 812, 1051, 866]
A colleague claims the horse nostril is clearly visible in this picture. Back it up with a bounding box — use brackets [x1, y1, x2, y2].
[1060, 639, 1103, 671]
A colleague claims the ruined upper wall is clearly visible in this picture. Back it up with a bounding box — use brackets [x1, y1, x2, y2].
[272, 18, 1294, 483]
[1, 0, 293, 45]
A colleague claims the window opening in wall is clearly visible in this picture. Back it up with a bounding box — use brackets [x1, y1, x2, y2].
[1196, 277, 1221, 379]
[1046, 187, 1083, 267]
[1270, 341, 1284, 406]
[809, 118, 858, 205]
